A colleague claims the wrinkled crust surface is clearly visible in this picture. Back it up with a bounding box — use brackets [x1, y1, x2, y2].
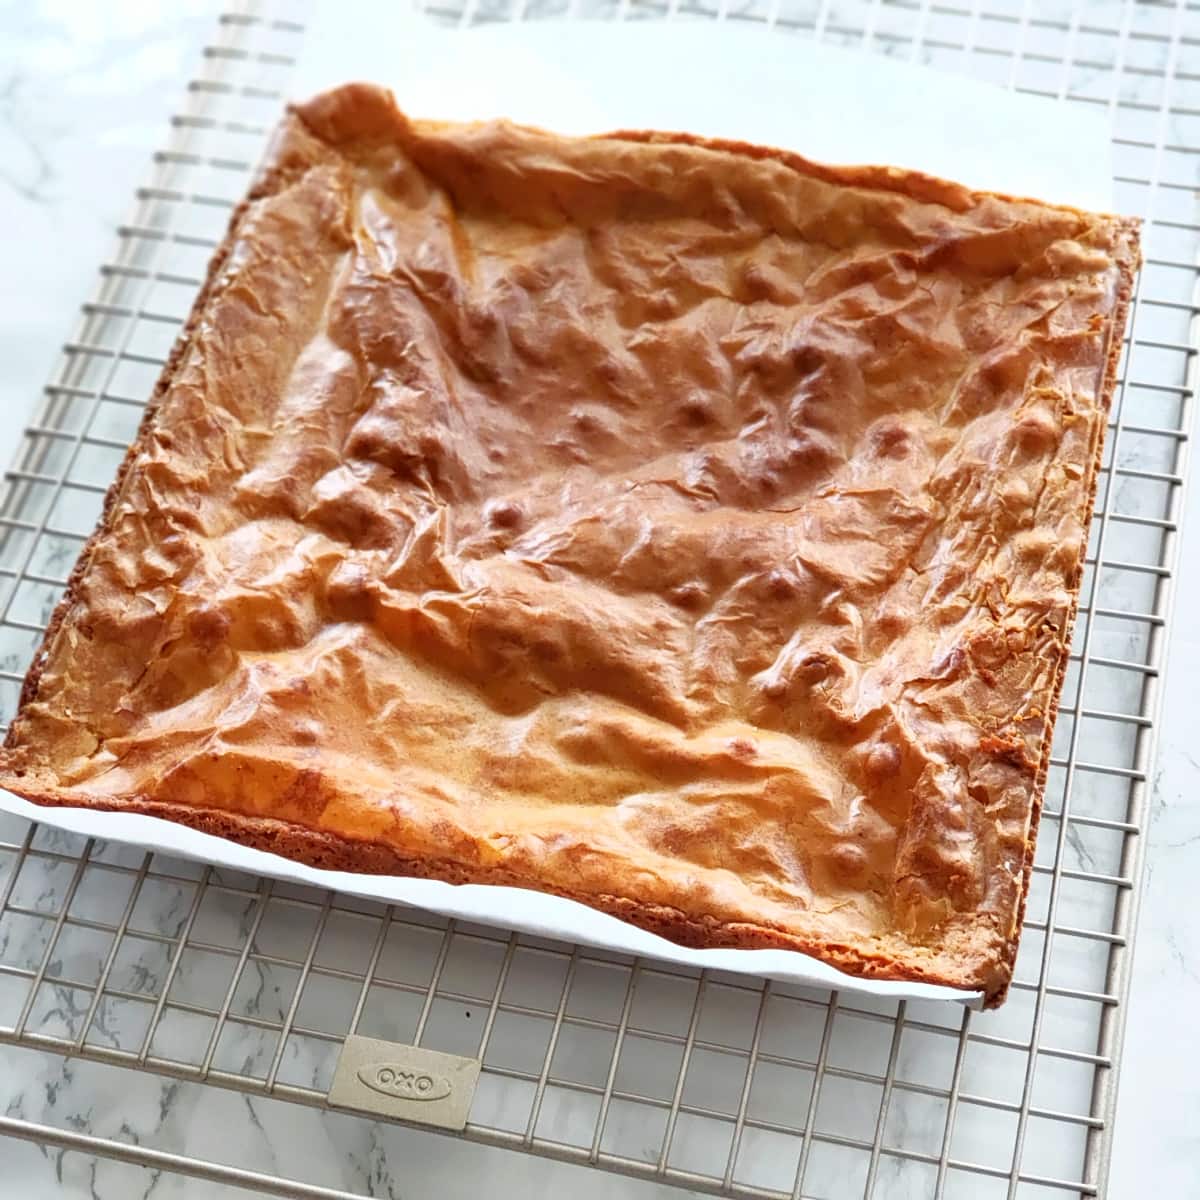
[0, 84, 1139, 1005]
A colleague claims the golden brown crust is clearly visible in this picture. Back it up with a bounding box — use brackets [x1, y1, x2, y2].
[13, 188, 268, 726]
[0, 84, 1141, 1005]
[17, 791, 989, 993]
[995, 223, 1138, 996]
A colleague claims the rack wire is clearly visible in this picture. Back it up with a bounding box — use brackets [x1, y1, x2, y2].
[0, 1, 1195, 1197]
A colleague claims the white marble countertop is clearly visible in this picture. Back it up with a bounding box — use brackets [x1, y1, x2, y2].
[0, 3, 1196, 1197]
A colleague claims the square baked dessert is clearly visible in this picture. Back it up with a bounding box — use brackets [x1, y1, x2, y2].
[0, 84, 1138, 1005]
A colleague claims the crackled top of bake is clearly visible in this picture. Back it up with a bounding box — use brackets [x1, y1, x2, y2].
[1, 84, 1139, 1000]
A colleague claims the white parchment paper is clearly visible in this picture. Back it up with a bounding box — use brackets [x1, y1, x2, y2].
[0, 9, 1121, 1007]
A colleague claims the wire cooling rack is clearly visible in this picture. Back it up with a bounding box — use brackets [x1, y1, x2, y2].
[0, 2, 1195, 1197]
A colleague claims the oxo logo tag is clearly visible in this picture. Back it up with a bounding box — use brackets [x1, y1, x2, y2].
[330, 1035, 478, 1129]
[357, 1064, 453, 1102]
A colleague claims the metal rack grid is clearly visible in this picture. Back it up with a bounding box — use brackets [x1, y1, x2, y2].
[0, 1, 1195, 1197]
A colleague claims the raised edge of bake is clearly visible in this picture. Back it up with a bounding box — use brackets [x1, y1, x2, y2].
[10, 791, 997, 994]
[989, 215, 1142, 1003]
